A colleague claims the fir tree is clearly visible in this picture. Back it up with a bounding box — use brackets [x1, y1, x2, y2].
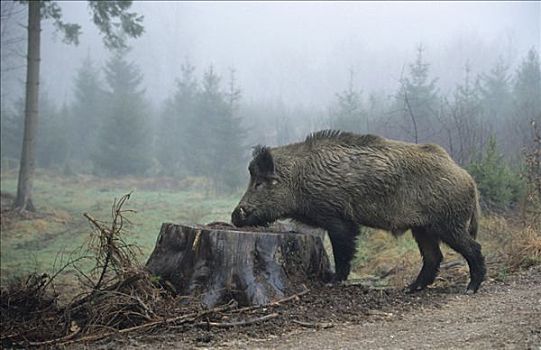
[512, 48, 541, 146]
[0, 101, 24, 168]
[158, 63, 245, 191]
[445, 63, 484, 164]
[93, 49, 151, 176]
[478, 57, 516, 158]
[37, 98, 69, 169]
[217, 68, 246, 191]
[396, 45, 439, 143]
[157, 61, 199, 176]
[192, 66, 224, 177]
[467, 136, 524, 209]
[70, 55, 104, 169]
[14, 0, 144, 211]
[479, 56, 512, 123]
[330, 68, 365, 133]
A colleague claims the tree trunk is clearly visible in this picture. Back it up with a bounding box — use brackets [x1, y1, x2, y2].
[146, 223, 332, 308]
[14, 0, 40, 212]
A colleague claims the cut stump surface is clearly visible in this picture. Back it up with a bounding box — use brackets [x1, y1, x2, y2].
[146, 223, 332, 307]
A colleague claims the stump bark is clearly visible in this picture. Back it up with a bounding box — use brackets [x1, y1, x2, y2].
[146, 223, 332, 307]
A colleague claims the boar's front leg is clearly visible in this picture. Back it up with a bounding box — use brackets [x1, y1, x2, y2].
[325, 218, 359, 282]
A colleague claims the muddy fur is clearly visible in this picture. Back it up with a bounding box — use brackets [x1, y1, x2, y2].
[232, 130, 486, 293]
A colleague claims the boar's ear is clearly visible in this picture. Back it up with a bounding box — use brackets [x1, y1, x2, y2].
[252, 145, 275, 177]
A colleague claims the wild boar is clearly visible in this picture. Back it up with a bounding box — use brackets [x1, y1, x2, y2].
[232, 130, 485, 293]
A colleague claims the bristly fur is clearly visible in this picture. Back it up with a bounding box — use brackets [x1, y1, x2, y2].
[250, 145, 275, 176]
[234, 130, 485, 292]
[305, 129, 344, 142]
[252, 145, 270, 158]
[305, 129, 382, 147]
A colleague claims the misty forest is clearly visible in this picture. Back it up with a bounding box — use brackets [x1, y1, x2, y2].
[0, 1, 540, 348]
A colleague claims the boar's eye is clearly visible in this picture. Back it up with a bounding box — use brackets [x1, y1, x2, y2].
[254, 182, 264, 190]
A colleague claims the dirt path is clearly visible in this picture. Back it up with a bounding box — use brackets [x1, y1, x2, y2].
[103, 267, 541, 350]
[219, 269, 541, 350]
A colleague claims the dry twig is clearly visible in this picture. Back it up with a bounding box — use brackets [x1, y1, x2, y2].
[292, 319, 334, 329]
[1, 193, 313, 348]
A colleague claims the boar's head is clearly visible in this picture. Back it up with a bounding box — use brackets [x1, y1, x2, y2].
[232, 146, 296, 227]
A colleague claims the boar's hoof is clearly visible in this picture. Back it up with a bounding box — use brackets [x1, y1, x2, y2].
[324, 273, 346, 286]
[325, 280, 345, 288]
[465, 281, 481, 294]
[404, 282, 427, 294]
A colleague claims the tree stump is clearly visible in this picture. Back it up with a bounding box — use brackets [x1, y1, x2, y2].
[146, 223, 332, 307]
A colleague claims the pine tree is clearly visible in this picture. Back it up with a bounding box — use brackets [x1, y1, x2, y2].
[0, 100, 24, 169]
[37, 98, 69, 169]
[14, 0, 143, 211]
[2, 94, 69, 170]
[173, 66, 246, 192]
[217, 68, 246, 191]
[93, 49, 151, 176]
[396, 45, 439, 143]
[478, 56, 516, 158]
[467, 136, 524, 209]
[330, 68, 365, 133]
[157, 61, 199, 176]
[365, 91, 391, 136]
[479, 57, 513, 123]
[513, 48, 541, 146]
[70, 55, 104, 169]
[192, 66, 223, 178]
[444, 63, 485, 165]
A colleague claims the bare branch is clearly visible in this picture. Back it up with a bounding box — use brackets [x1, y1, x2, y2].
[403, 90, 419, 144]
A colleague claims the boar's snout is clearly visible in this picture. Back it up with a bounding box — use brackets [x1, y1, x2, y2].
[231, 205, 249, 227]
[232, 205, 264, 227]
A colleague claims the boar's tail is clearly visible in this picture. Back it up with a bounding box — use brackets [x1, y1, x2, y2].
[469, 190, 480, 240]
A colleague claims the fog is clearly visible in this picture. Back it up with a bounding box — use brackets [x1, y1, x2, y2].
[1, 1, 540, 190]
[5, 1, 539, 107]
[3, 3, 541, 338]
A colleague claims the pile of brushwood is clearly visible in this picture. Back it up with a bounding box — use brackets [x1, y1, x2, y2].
[0, 194, 301, 348]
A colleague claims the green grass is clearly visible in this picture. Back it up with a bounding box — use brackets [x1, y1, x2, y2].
[3, 171, 536, 287]
[0, 172, 240, 280]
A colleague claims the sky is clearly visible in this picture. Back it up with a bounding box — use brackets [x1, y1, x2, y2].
[4, 1, 541, 109]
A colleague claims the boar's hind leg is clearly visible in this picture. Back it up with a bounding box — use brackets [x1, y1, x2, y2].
[406, 227, 443, 293]
[440, 226, 486, 293]
[326, 219, 358, 282]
